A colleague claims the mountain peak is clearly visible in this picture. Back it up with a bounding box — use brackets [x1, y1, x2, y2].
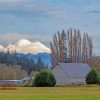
[15, 39, 32, 46]
[4, 39, 51, 54]
[0, 45, 4, 51]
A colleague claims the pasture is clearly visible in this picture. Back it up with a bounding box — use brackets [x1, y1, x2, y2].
[0, 86, 100, 100]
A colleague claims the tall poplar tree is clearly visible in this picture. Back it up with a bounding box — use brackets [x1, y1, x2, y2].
[50, 28, 93, 68]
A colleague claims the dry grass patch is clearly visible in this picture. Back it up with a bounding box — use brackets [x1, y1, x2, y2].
[0, 84, 17, 90]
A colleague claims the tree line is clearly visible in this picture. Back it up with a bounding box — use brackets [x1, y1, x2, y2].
[0, 51, 48, 75]
[50, 28, 93, 67]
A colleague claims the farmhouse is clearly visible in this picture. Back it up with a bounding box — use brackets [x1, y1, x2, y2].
[52, 63, 91, 85]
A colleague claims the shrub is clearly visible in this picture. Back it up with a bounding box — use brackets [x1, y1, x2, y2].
[86, 69, 99, 84]
[33, 70, 56, 87]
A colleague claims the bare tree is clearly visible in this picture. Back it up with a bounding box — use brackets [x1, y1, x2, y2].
[50, 28, 93, 68]
[0, 64, 28, 80]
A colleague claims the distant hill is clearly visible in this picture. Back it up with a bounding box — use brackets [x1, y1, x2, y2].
[17, 53, 52, 67]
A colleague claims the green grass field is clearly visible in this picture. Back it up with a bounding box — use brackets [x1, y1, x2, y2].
[0, 86, 100, 100]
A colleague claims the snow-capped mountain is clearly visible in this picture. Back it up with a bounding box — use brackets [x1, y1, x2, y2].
[4, 39, 51, 54]
[4, 39, 50, 54]
[0, 45, 4, 51]
[15, 39, 32, 46]
[0, 39, 51, 67]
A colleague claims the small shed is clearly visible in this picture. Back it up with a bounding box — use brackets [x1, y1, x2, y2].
[52, 63, 91, 85]
[20, 77, 34, 84]
[0, 80, 21, 85]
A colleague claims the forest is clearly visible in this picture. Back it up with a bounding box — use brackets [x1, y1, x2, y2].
[0, 51, 48, 78]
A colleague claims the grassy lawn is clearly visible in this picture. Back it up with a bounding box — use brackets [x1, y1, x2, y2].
[0, 86, 100, 100]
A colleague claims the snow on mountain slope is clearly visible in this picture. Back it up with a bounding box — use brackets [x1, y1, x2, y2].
[15, 39, 32, 46]
[0, 45, 4, 51]
[4, 39, 51, 54]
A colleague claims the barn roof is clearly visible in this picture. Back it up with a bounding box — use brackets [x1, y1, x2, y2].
[58, 63, 91, 78]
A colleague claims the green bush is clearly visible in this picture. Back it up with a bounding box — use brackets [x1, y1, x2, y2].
[86, 69, 99, 84]
[33, 70, 56, 87]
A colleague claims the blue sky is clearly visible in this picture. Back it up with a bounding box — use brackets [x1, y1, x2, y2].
[0, 0, 100, 55]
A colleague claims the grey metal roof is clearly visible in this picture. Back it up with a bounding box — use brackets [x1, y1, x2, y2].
[58, 63, 91, 78]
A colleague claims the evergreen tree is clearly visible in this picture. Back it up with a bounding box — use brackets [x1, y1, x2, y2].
[60, 30, 67, 63]
[34, 70, 56, 87]
[86, 69, 99, 84]
[34, 57, 46, 71]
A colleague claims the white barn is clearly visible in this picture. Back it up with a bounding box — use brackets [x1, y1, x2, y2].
[52, 63, 91, 86]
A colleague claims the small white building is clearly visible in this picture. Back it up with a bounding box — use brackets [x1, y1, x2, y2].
[52, 63, 91, 86]
[20, 77, 34, 84]
[0, 80, 21, 85]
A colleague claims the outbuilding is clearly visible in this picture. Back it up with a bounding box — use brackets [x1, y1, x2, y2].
[52, 63, 91, 85]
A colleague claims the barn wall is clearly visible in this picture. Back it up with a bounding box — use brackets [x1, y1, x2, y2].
[52, 65, 71, 86]
[70, 77, 86, 84]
